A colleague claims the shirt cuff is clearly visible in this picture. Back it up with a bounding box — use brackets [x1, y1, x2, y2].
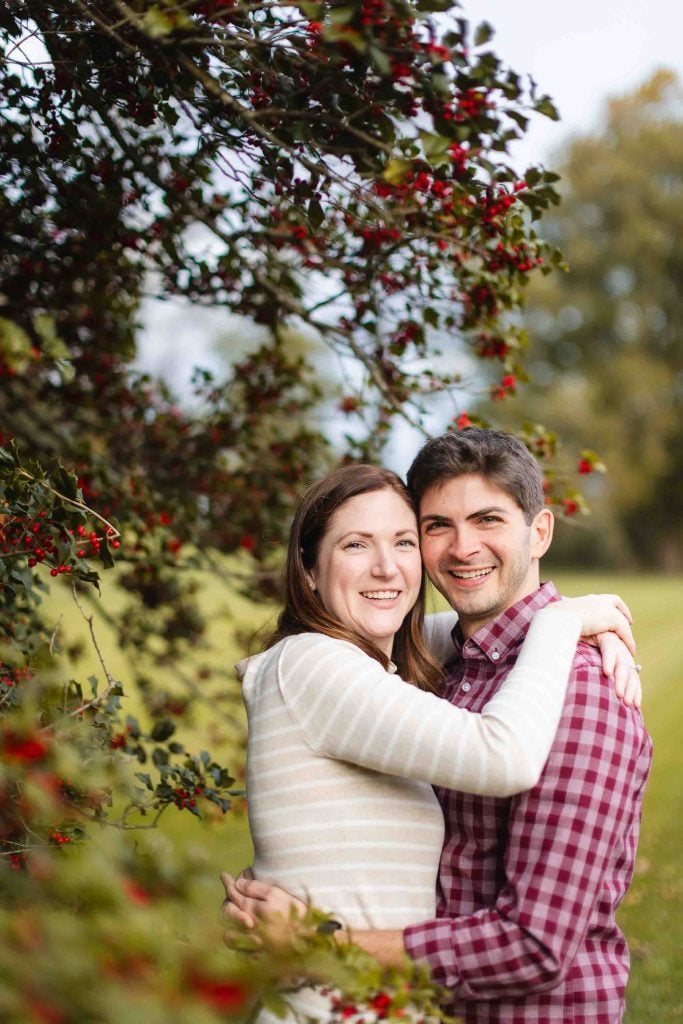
[404, 918, 461, 989]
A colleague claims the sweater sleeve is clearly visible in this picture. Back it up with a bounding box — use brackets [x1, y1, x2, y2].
[423, 611, 459, 665]
[276, 606, 581, 798]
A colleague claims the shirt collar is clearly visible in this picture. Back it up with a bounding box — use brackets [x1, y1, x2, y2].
[450, 581, 561, 664]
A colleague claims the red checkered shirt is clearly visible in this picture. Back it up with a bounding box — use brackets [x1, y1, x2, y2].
[404, 583, 652, 1024]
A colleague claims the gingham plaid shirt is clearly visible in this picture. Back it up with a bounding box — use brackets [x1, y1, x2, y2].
[404, 583, 653, 1024]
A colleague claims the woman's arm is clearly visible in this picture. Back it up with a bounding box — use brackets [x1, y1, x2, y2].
[275, 595, 636, 798]
[424, 596, 641, 706]
[276, 607, 581, 798]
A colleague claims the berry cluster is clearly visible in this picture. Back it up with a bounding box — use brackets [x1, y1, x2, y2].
[0, 511, 120, 575]
[172, 785, 202, 811]
[50, 831, 71, 846]
[487, 240, 543, 274]
[491, 374, 517, 401]
[1, 728, 50, 763]
[0, 663, 32, 688]
[475, 332, 510, 361]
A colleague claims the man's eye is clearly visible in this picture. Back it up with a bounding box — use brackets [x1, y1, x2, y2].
[423, 522, 447, 533]
[479, 516, 501, 525]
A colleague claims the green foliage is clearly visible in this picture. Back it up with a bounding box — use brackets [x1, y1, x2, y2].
[0, 1, 608, 1018]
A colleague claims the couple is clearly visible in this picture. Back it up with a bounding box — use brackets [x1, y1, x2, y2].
[224, 428, 652, 1023]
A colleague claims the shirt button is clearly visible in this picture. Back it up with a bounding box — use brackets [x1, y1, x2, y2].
[491, 650, 500, 661]
[461, 682, 471, 693]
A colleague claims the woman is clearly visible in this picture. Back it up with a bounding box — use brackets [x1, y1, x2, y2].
[224, 465, 638, 1013]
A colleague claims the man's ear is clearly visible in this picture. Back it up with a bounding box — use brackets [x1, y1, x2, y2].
[530, 507, 554, 560]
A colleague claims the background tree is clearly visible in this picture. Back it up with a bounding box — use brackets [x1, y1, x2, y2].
[0, 2, 595, 1019]
[513, 69, 683, 569]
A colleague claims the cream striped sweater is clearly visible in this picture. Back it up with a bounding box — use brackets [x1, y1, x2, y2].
[241, 606, 581, 930]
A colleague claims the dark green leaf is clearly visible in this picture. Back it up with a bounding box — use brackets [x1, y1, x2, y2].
[474, 21, 494, 46]
[307, 199, 324, 231]
[151, 719, 176, 742]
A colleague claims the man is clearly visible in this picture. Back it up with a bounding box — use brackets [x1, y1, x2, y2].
[226, 428, 652, 1023]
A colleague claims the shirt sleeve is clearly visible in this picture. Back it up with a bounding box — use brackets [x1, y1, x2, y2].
[403, 648, 652, 998]
[275, 606, 582, 798]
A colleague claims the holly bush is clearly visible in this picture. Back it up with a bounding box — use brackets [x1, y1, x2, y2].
[1, 1, 593, 1020]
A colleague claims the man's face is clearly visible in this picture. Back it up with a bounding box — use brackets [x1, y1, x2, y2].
[419, 473, 553, 636]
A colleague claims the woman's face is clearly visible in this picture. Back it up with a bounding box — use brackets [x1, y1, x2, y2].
[307, 488, 422, 657]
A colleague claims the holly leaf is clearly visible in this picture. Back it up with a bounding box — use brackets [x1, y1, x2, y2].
[474, 21, 494, 46]
[307, 199, 324, 231]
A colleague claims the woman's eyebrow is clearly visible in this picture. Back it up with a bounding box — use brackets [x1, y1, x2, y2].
[336, 527, 418, 541]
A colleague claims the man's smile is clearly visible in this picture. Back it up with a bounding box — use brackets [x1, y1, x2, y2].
[448, 567, 495, 580]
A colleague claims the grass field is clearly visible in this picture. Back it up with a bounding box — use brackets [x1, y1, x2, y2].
[50, 570, 683, 1022]
[553, 574, 683, 1024]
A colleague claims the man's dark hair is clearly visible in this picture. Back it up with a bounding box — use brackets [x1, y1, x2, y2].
[407, 428, 545, 524]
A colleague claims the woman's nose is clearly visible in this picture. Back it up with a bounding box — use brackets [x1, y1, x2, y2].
[371, 546, 398, 576]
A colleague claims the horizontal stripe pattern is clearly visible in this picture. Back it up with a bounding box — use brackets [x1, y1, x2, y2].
[241, 609, 582, 930]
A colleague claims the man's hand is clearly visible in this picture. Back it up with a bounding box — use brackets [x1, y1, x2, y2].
[220, 873, 307, 947]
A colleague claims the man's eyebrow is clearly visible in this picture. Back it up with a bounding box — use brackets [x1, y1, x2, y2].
[419, 514, 451, 526]
[420, 506, 509, 525]
[468, 506, 508, 519]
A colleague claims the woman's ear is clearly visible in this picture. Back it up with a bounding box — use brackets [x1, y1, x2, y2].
[305, 570, 317, 592]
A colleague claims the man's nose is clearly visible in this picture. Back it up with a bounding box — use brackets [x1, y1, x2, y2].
[446, 527, 481, 562]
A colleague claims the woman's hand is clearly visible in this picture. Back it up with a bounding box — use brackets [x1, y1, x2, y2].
[593, 632, 642, 708]
[220, 872, 307, 947]
[555, 594, 642, 708]
[557, 593, 635, 650]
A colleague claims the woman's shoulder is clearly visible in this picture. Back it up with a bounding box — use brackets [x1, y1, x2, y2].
[239, 632, 366, 676]
[278, 631, 368, 663]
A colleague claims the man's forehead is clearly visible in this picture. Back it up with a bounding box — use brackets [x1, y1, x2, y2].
[418, 473, 520, 515]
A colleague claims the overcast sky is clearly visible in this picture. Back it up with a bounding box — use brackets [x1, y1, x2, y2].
[467, 0, 683, 170]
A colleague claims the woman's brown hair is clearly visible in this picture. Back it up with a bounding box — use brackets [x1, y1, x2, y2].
[265, 464, 444, 693]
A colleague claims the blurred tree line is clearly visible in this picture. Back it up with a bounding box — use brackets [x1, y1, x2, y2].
[509, 70, 683, 570]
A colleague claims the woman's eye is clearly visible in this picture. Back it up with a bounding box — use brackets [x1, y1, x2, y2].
[397, 538, 417, 548]
[343, 540, 364, 550]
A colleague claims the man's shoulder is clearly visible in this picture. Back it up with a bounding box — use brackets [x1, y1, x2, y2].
[567, 640, 613, 700]
[565, 641, 649, 742]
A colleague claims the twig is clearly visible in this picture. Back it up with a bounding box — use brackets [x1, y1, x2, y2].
[49, 615, 63, 657]
[16, 469, 121, 540]
[58, 583, 119, 719]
